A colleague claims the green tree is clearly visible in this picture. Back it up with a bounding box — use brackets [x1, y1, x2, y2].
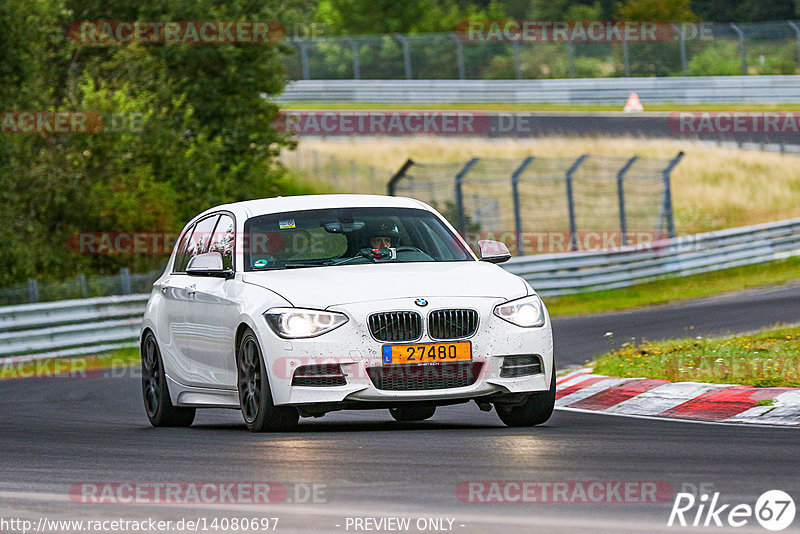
[0, 0, 312, 286]
[616, 0, 697, 21]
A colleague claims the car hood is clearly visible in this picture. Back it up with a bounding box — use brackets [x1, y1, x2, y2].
[241, 261, 528, 307]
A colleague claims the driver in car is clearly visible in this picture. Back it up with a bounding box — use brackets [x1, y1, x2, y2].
[369, 221, 401, 249]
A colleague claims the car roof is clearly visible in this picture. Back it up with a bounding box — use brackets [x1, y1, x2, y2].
[197, 194, 432, 220]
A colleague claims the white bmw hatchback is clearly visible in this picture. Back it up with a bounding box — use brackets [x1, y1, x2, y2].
[140, 194, 554, 432]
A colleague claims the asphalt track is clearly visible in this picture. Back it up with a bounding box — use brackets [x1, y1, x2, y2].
[1, 283, 799, 533]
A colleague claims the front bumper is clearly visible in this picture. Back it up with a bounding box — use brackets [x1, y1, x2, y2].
[256, 296, 554, 406]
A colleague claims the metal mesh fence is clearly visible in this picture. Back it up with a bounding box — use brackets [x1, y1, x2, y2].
[280, 146, 391, 194]
[0, 269, 163, 306]
[390, 154, 684, 255]
[283, 21, 800, 80]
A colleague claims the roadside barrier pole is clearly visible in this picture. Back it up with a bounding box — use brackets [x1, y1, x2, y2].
[455, 158, 480, 233]
[565, 155, 589, 251]
[661, 151, 685, 239]
[616, 156, 639, 246]
[387, 159, 415, 196]
[511, 157, 535, 254]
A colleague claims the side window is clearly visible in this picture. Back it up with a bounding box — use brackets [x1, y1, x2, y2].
[173, 225, 195, 273]
[209, 214, 235, 270]
[180, 215, 219, 271]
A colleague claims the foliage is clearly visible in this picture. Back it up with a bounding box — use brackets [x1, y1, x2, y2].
[615, 0, 698, 22]
[1, 0, 308, 285]
[687, 40, 742, 75]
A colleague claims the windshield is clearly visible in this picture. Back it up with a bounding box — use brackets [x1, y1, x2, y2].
[243, 207, 472, 271]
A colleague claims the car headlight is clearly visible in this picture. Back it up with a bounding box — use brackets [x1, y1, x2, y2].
[264, 308, 348, 339]
[493, 295, 546, 328]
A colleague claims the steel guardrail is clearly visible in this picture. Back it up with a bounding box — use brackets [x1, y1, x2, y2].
[278, 76, 800, 104]
[1, 217, 799, 360]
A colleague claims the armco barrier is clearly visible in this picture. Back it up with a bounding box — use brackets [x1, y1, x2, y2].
[504, 216, 800, 296]
[278, 76, 800, 104]
[0, 295, 148, 361]
[1, 217, 799, 360]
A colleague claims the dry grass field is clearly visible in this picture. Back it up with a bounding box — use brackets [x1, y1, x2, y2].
[293, 136, 800, 234]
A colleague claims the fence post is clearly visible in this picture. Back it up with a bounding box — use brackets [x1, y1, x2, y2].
[672, 24, 688, 75]
[292, 37, 311, 80]
[565, 155, 589, 252]
[616, 156, 639, 246]
[621, 40, 631, 77]
[512, 42, 522, 79]
[387, 159, 415, 196]
[566, 41, 577, 77]
[788, 21, 800, 74]
[120, 268, 131, 295]
[449, 33, 466, 80]
[455, 158, 480, 233]
[393, 34, 413, 79]
[661, 151, 685, 239]
[729, 23, 747, 75]
[345, 36, 360, 79]
[77, 273, 88, 298]
[511, 156, 535, 254]
[27, 279, 39, 303]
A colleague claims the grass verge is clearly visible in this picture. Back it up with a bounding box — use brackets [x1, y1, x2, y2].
[0, 347, 139, 380]
[283, 101, 800, 112]
[592, 324, 800, 387]
[545, 256, 800, 317]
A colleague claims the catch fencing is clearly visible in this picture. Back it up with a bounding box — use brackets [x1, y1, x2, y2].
[283, 21, 800, 81]
[1, 217, 798, 360]
[279, 146, 390, 194]
[388, 153, 684, 252]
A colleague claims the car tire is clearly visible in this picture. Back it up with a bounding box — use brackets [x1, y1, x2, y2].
[237, 328, 299, 433]
[141, 331, 196, 427]
[389, 405, 436, 422]
[495, 369, 556, 427]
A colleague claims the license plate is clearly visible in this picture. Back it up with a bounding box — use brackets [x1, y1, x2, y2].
[382, 341, 472, 366]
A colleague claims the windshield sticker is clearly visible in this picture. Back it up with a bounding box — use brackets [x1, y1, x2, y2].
[253, 259, 268, 268]
[278, 219, 296, 229]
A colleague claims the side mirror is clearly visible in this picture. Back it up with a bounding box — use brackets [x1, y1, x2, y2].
[478, 240, 511, 264]
[187, 252, 234, 279]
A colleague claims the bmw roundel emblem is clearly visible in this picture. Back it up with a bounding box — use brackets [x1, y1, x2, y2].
[414, 298, 428, 307]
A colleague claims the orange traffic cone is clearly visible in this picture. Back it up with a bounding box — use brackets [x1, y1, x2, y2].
[623, 92, 644, 112]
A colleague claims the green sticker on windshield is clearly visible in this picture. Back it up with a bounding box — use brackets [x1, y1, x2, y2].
[253, 259, 268, 268]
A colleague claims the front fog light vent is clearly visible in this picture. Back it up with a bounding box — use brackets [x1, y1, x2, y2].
[500, 355, 542, 378]
[292, 364, 347, 387]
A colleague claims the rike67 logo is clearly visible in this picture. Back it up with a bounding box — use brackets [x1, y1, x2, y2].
[668, 490, 795, 531]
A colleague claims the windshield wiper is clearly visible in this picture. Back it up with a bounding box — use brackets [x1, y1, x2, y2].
[330, 254, 375, 266]
[255, 263, 322, 271]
